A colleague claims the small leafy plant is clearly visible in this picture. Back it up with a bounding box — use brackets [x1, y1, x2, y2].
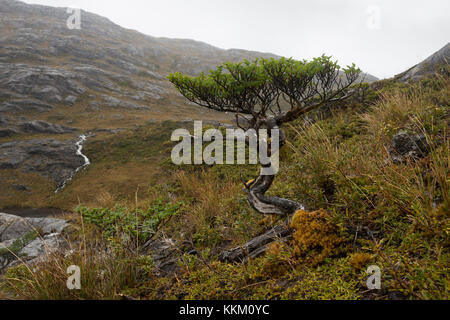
[77, 199, 183, 245]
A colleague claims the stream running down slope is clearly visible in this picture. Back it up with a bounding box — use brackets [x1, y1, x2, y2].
[55, 135, 90, 193]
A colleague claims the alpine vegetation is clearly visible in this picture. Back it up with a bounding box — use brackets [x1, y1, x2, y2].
[169, 56, 362, 216]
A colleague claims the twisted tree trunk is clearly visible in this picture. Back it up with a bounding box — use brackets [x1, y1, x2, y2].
[220, 123, 304, 263]
[245, 170, 303, 216]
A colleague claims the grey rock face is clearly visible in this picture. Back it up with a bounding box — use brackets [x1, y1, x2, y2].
[0, 214, 68, 242]
[0, 212, 68, 273]
[0, 99, 55, 113]
[0, 1, 172, 113]
[100, 95, 151, 110]
[0, 64, 85, 98]
[0, 0, 297, 119]
[389, 131, 430, 164]
[0, 139, 85, 185]
[64, 95, 77, 105]
[0, 128, 19, 137]
[0, 116, 8, 126]
[0, 0, 378, 119]
[0, 118, 77, 137]
[19, 233, 61, 260]
[397, 43, 450, 82]
[19, 120, 76, 134]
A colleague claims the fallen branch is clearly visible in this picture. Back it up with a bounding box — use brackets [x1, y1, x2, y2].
[220, 224, 292, 263]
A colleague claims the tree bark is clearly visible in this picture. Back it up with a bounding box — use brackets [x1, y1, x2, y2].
[243, 122, 304, 216]
[245, 171, 303, 216]
[220, 119, 304, 263]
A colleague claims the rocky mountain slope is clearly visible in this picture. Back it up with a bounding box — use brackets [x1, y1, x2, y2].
[0, 0, 281, 117]
[396, 42, 449, 82]
[0, 0, 381, 203]
[0, 0, 378, 119]
[0, 0, 285, 199]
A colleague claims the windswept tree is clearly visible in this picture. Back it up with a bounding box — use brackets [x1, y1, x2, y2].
[169, 56, 361, 217]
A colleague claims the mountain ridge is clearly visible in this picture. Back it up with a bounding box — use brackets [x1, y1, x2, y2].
[396, 42, 449, 82]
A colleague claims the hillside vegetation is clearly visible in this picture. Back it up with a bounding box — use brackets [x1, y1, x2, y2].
[1, 67, 448, 300]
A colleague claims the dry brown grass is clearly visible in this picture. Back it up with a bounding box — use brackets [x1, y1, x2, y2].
[51, 161, 162, 210]
[363, 90, 423, 139]
[363, 75, 449, 141]
[0, 153, 166, 211]
[0, 169, 55, 209]
[173, 170, 250, 246]
[94, 190, 117, 208]
[0, 98, 232, 211]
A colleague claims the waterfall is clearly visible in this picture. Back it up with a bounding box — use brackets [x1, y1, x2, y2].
[55, 135, 90, 193]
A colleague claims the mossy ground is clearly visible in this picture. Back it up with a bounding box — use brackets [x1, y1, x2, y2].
[1, 72, 448, 300]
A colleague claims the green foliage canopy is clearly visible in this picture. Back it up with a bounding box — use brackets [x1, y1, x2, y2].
[169, 55, 362, 124]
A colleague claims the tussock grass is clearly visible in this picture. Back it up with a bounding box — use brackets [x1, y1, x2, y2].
[173, 169, 261, 248]
[0, 213, 144, 300]
[279, 73, 449, 299]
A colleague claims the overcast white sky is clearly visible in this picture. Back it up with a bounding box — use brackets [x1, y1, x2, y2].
[22, 0, 450, 79]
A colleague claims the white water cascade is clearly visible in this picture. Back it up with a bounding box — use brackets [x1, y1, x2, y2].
[55, 135, 91, 193]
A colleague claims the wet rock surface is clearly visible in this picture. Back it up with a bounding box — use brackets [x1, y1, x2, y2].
[0, 138, 86, 185]
[0, 99, 55, 113]
[0, 117, 9, 126]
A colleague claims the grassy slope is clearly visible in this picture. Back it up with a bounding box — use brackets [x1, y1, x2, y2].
[0, 108, 230, 209]
[1, 72, 448, 300]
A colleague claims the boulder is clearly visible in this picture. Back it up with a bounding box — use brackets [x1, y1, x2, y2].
[389, 131, 430, 164]
[0, 214, 68, 242]
[0, 212, 69, 273]
[64, 95, 78, 105]
[12, 184, 29, 192]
